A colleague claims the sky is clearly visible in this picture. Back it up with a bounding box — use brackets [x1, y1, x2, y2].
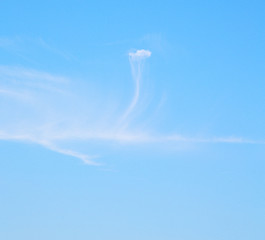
[0, 0, 265, 239]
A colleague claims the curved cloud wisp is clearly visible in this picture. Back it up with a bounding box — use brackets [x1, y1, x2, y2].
[120, 49, 152, 123]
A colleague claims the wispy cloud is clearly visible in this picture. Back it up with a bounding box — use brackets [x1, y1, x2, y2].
[0, 50, 264, 165]
[0, 65, 68, 84]
[0, 36, 77, 63]
[0, 131, 99, 165]
[40, 142, 101, 166]
[120, 50, 152, 124]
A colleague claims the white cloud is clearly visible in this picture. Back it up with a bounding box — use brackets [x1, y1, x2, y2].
[129, 49, 152, 60]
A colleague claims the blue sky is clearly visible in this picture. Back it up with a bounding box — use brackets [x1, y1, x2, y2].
[1, 1, 265, 239]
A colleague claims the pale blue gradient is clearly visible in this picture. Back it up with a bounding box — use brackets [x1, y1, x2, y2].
[0, 0, 265, 239]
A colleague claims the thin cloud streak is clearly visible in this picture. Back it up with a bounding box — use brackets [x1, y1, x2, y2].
[41, 142, 101, 166]
[0, 131, 100, 165]
[0, 128, 264, 165]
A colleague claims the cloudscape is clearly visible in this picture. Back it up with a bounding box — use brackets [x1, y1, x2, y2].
[1, 1, 265, 240]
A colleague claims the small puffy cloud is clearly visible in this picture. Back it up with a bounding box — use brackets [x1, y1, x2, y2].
[129, 49, 152, 60]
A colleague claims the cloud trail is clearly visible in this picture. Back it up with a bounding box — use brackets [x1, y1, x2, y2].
[120, 50, 152, 123]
